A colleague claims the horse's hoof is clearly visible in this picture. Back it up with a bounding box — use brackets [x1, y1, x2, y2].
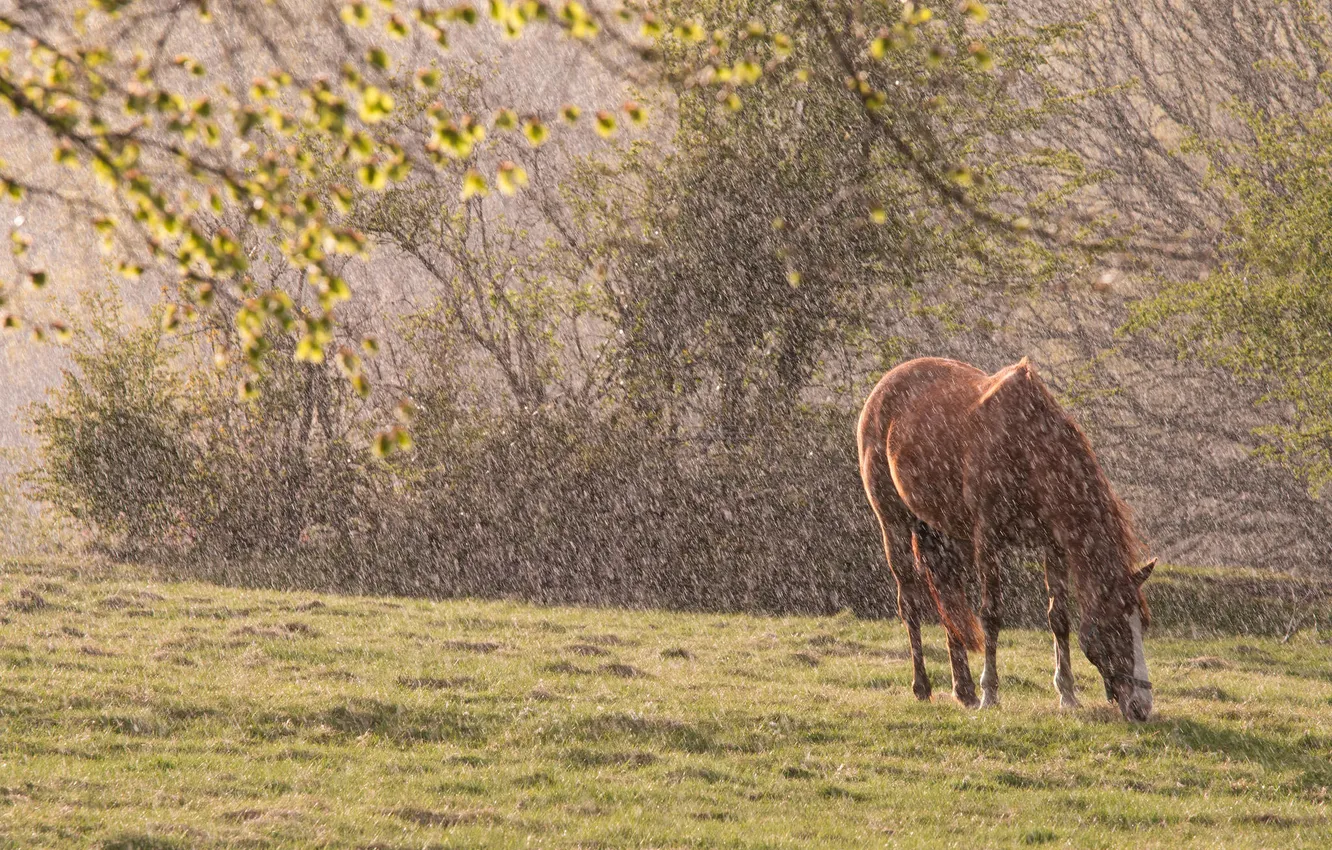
[953, 690, 979, 709]
[980, 692, 999, 710]
[1059, 695, 1081, 710]
[912, 680, 932, 702]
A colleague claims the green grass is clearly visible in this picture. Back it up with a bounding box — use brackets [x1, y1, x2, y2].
[1, 559, 1331, 849]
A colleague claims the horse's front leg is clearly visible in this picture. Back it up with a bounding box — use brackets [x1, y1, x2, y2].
[1046, 557, 1079, 709]
[977, 541, 1003, 709]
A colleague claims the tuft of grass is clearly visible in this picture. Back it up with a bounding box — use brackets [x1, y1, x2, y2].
[0, 557, 1330, 848]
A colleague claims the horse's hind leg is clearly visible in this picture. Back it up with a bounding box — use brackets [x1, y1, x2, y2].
[880, 519, 932, 701]
[914, 523, 979, 708]
[861, 460, 933, 701]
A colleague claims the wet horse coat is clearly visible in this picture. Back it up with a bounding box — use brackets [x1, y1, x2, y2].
[857, 357, 1155, 721]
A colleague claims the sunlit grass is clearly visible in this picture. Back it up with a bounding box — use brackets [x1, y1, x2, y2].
[1, 558, 1330, 848]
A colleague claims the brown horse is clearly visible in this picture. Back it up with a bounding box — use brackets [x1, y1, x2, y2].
[857, 357, 1156, 721]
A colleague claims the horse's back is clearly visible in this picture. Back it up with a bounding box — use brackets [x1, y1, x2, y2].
[857, 358, 986, 445]
[858, 358, 994, 536]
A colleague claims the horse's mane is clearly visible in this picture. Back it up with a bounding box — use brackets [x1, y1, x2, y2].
[1002, 364, 1150, 618]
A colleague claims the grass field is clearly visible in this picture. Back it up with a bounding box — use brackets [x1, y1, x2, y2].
[1, 559, 1331, 849]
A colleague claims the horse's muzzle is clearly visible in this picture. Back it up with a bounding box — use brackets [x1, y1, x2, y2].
[1108, 674, 1153, 722]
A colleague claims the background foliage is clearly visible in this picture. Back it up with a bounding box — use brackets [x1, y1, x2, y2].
[11, 0, 1332, 606]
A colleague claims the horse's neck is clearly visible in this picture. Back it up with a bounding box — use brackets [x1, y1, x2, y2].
[1025, 411, 1129, 585]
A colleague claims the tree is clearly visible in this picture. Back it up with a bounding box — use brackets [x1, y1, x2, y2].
[1129, 95, 1332, 497]
[0, 2, 1056, 424]
[599, 0, 1087, 445]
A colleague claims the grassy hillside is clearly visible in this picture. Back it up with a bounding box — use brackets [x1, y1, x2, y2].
[1, 559, 1331, 849]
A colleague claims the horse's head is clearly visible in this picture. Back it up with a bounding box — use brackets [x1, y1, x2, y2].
[1079, 558, 1156, 722]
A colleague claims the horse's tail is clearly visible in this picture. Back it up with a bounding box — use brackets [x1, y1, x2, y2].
[925, 575, 984, 653]
[914, 524, 984, 652]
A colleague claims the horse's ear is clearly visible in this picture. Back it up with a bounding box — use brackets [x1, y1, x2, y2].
[1133, 558, 1157, 587]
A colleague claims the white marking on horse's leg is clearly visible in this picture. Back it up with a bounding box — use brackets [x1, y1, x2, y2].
[1053, 636, 1079, 709]
[979, 660, 999, 709]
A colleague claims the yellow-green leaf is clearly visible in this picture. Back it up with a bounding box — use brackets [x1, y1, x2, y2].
[461, 168, 488, 199]
[496, 160, 528, 195]
[295, 335, 325, 363]
[967, 41, 993, 71]
[332, 184, 355, 213]
[674, 21, 704, 43]
[341, 2, 371, 26]
[522, 117, 549, 146]
[393, 426, 413, 450]
[358, 86, 394, 122]
[623, 101, 647, 125]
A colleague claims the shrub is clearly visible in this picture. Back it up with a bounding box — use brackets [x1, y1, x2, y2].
[26, 299, 196, 557]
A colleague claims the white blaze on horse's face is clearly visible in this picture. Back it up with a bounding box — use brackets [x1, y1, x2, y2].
[1127, 610, 1152, 721]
